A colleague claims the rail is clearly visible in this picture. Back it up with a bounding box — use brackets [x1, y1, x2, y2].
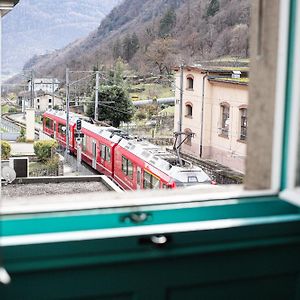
[2, 113, 40, 137]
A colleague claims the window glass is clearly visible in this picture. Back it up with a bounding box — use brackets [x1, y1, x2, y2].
[45, 118, 53, 129]
[221, 104, 230, 137]
[106, 147, 111, 163]
[122, 156, 133, 178]
[185, 104, 193, 117]
[58, 124, 65, 135]
[101, 144, 106, 160]
[187, 76, 194, 89]
[82, 135, 87, 151]
[240, 108, 248, 141]
[143, 171, 160, 189]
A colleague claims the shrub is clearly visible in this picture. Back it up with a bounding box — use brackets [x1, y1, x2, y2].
[45, 155, 60, 175]
[8, 106, 18, 113]
[34, 140, 58, 162]
[1, 141, 11, 160]
[17, 127, 26, 142]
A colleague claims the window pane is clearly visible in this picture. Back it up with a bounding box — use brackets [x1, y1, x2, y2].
[106, 147, 111, 163]
[127, 160, 133, 178]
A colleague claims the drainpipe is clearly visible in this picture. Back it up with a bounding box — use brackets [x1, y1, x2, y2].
[200, 73, 208, 158]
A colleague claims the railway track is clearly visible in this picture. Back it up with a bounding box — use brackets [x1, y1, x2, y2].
[1, 113, 40, 137]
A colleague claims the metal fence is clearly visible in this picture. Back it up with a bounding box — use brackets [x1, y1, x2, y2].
[0, 118, 20, 141]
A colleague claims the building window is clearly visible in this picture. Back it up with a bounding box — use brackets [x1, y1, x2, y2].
[186, 76, 194, 90]
[37, 98, 39, 103]
[185, 103, 193, 117]
[49, 98, 52, 103]
[220, 103, 230, 137]
[122, 156, 133, 179]
[48, 104, 52, 108]
[240, 108, 248, 141]
[184, 128, 193, 146]
[37, 105, 40, 110]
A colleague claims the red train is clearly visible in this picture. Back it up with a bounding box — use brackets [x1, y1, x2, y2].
[43, 110, 213, 190]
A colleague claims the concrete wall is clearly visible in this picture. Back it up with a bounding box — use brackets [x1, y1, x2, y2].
[245, 0, 280, 189]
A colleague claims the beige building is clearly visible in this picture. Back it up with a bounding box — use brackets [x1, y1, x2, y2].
[174, 66, 248, 173]
[18, 90, 64, 112]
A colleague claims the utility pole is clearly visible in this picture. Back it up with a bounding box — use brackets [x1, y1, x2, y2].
[178, 64, 184, 148]
[30, 70, 34, 108]
[65, 68, 70, 160]
[52, 78, 55, 108]
[94, 71, 99, 121]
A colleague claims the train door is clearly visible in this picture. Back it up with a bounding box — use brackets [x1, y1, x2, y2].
[137, 167, 142, 189]
[92, 140, 97, 169]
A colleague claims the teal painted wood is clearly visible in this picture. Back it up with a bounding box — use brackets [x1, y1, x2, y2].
[1, 197, 298, 236]
[2, 212, 300, 299]
[281, 0, 297, 189]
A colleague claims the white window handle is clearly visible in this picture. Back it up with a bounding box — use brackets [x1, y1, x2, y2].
[0, 267, 11, 285]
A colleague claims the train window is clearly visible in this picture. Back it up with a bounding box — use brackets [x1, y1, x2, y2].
[106, 147, 111, 163]
[58, 124, 65, 136]
[45, 118, 53, 129]
[143, 171, 160, 189]
[100, 144, 111, 162]
[101, 144, 105, 160]
[122, 156, 133, 179]
[82, 135, 87, 151]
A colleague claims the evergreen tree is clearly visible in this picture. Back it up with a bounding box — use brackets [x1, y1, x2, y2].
[112, 38, 122, 60]
[159, 8, 176, 37]
[206, 0, 219, 18]
[87, 85, 134, 127]
[121, 33, 139, 62]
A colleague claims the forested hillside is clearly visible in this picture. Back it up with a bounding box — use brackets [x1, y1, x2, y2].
[2, 0, 121, 75]
[23, 0, 250, 79]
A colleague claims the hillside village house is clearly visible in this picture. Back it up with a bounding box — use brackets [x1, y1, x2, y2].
[28, 78, 60, 93]
[174, 65, 248, 173]
[18, 90, 64, 112]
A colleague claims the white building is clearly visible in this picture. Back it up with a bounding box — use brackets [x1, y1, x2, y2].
[28, 78, 60, 93]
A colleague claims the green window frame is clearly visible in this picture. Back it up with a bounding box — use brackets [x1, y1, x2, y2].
[2, 2, 300, 299]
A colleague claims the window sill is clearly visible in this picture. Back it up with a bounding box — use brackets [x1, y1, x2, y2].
[237, 139, 247, 144]
[1, 185, 277, 215]
[184, 115, 193, 118]
[185, 88, 194, 91]
[280, 188, 300, 207]
[218, 134, 229, 139]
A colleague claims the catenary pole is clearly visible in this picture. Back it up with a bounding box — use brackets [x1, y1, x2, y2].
[178, 64, 184, 147]
[94, 71, 99, 121]
[65, 68, 70, 159]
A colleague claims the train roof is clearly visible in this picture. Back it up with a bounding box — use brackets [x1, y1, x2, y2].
[117, 138, 211, 183]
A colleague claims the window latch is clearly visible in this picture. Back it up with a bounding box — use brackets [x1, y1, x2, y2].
[121, 212, 152, 224]
[0, 267, 11, 285]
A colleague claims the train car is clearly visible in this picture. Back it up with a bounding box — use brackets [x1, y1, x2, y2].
[75, 122, 121, 177]
[43, 110, 77, 152]
[43, 110, 212, 190]
[114, 138, 212, 191]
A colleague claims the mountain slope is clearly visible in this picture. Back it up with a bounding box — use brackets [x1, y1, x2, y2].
[21, 0, 250, 79]
[2, 0, 121, 75]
